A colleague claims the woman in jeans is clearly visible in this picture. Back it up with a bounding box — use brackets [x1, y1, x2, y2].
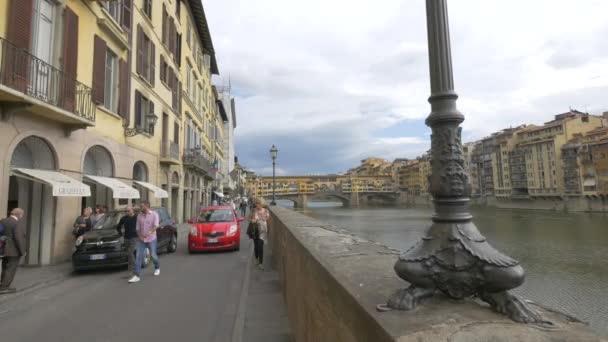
[249, 198, 271, 270]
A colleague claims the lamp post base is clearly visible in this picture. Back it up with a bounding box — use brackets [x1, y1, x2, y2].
[382, 220, 548, 325]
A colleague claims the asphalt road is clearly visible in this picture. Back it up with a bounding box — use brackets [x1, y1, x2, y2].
[0, 233, 251, 342]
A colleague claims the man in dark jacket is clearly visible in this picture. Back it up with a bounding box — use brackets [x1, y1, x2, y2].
[0, 208, 26, 294]
[117, 206, 138, 274]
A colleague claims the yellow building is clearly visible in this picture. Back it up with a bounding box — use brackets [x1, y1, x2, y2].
[514, 111, 603, 197]
[397, 158, 430, 196]
[0, 0, 221, 265]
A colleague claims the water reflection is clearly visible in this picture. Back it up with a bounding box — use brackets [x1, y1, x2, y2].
[285, 200, 608, 336]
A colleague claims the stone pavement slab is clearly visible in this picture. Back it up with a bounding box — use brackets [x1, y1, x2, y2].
[242, 237, 292, 342]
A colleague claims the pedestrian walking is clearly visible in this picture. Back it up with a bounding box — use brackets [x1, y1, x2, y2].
[129, 201, 160, 283]
[249, 199, 271, 270]
[0, 208, 26, 294]
[239, 200, 247, 217]
[72, 207, 92, 237]
[117, 206, 138, 275]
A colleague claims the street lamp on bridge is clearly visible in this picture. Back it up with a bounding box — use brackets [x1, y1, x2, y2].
[379, 0, 544, 324]
[270, 145, 278, 206]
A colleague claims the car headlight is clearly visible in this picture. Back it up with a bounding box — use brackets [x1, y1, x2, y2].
[75, 236, 84, 247]
[190, 226, 198, 236]
[227, 225, 238, 236]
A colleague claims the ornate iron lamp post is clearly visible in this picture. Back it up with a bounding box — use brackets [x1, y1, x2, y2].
[270, 145, 278, 206]
[381, 0, 543, 324]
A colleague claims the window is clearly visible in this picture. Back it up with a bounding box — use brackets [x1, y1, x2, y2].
[186, 64, 192, 97]
[135, 91, 155, 135]
[175, 0, 181, 19]
[138, 29, 155, 85]
[160, 56, 167, 83]
[104, 49, 119, 112]
[186, 21, 191, 47]
[32, 0, 55, 65]
[174, 122, 179, 143]
[103, 0, 122, 23]
[143, 0, 152, 19]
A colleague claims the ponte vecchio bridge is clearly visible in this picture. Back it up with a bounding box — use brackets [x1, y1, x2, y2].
[248, 175, 399, 207]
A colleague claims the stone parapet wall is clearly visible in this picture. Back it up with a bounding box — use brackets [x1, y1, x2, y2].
[268, 207, 605, 342]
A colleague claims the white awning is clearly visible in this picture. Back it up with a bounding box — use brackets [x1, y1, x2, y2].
[12, 168, 91, 197]
[134, 181, 169, 198]
[213, 191, 225, 198]
[84, 175, 140, 199]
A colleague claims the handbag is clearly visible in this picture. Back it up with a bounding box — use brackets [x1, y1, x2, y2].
[246, 222, 259, 239]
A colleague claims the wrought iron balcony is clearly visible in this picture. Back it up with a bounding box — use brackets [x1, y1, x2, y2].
[0, 37, 95, 124]
[183, 149, 216, 179]
[160, 140, 180, 165]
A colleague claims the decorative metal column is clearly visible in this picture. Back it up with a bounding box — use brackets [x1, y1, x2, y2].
[270, 145, 278, 206]
[380, 0, 544, 324]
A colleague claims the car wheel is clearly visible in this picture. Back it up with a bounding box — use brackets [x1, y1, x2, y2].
[142, 247, 151, 268]
[167, 234, 177, 253]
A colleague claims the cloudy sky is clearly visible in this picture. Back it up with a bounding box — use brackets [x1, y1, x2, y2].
[204, 0, 608, 176]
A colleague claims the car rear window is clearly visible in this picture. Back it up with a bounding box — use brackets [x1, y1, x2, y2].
[197, 209, 234, 223]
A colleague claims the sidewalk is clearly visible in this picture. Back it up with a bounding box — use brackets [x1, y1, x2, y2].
[0, 223, 193, 303]
[241, 238, 291, 342]
[0, 261, 73, 304]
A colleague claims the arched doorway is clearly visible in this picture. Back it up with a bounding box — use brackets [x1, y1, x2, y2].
[8, 136, 57, 265]
[132, 161, 149, 203]
[82, 145, 114, 210]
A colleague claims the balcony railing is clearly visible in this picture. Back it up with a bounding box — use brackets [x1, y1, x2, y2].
[161, 141, 180, 161]
[0, 37, 95, 122]
[183, 149, 216, 178]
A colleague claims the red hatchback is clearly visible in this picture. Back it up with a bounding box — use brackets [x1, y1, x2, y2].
[188, 206, 244, 253]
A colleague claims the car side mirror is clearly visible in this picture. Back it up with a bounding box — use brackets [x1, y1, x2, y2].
[187, 219, 193, 224]
[237, 217, 245, 223]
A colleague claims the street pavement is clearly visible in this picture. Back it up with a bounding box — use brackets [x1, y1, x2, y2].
[0, 225, 277, 342]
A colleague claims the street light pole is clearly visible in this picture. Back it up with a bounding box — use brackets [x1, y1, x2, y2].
[381, 0, 543, 324]
[270, 145, 278, 206]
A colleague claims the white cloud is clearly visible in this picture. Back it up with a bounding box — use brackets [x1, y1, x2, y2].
[204, 0, 608, 173]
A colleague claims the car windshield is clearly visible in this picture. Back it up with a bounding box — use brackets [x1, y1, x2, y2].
[93, 212, 123, 230]
[198, 209, 234, 223]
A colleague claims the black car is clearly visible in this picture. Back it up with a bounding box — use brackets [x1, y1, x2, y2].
[72, 207, 178, 271]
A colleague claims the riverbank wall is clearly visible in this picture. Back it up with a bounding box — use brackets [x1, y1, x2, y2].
[268, 206, 604, 342]
[397, 194, 608, 212]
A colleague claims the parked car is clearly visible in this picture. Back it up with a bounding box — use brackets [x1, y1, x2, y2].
[72, 207, 178, 271]
[188, 206, 244, 253]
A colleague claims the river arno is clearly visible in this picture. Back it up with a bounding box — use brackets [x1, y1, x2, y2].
[289, 202, 608, 336]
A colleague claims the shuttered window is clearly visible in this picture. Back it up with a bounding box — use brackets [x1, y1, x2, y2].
[118, 59, 130, 120]
[61, 6, 78, 112]
[92, 35, 107, 104]
[136, 25, 155, 86]
[134, 90, 155, 135]
[142, 0, 152, 19]
[122, 0, 132, 30]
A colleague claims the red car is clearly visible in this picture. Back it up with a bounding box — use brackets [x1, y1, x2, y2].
[188, 206, 244, 253]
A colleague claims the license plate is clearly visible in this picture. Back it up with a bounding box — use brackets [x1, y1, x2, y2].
[90, 254, 106, 260]
[207, 238, 218, 243]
